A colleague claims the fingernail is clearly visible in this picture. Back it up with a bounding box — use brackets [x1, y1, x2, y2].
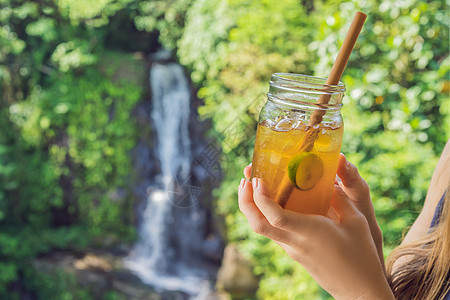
[342, 154, 350, 170]
[252, 178, 258, 189]
[239, 178, 245, 191]
[335, 174, 342, 185]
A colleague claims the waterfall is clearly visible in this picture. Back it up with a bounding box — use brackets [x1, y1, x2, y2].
[125, 62, 215, 296]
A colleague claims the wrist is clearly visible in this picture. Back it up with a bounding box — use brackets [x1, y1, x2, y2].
[354, 288, 395, 300]
[332, 268, 394, 300]
[354, 278, 395, 300]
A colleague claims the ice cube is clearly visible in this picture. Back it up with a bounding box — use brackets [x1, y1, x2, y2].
[290, 121, 308, 136]
[269, 152, 282, 165]
[275, 118, 296, 132]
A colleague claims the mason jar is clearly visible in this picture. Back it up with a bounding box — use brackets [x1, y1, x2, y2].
[251, 73, 345, 215]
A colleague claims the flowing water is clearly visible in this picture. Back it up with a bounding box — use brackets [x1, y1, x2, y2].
[125, 62, 216, 297]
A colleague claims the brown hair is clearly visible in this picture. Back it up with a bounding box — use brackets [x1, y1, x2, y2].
[386, 188, 450, 300]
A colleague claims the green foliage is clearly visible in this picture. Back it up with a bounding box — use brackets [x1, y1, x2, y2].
[25, 268, 93, 300]
[0, 226, 90, 296]
[134, 0, 193, 49]
[178, 0, 449, 298]
[178, 0, 234, 84]
[311, 0, 449, 247]
[0, 0, 150, 298]
[1, 0, 448, 298]
[9, 63, 141, 236]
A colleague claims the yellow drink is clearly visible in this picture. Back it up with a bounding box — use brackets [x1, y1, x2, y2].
[251, 120, 343, 215]
[251, 73, 345, 215]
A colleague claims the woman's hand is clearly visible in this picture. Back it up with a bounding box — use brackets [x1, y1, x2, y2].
[239, 162, 393, 299]
[244, 154, 385, 269]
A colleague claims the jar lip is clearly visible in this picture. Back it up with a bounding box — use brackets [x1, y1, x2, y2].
[267, 94, 343, 111]
[271, 73, 346, 93]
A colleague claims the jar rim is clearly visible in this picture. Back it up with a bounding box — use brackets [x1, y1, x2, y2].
[271, 73, 346, 94]
[267, 94, 342, 112]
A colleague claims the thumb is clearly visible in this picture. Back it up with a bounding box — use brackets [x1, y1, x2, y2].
[336, 153, 370, 201]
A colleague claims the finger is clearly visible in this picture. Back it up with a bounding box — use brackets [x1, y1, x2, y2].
[336, 154, 370, 200]
[273, 240, 302, 262]
[238, 178, 292, 243]
[252, 178, 321, 232]
[243, 163, 252, 179]
[330, 184, 359, 219]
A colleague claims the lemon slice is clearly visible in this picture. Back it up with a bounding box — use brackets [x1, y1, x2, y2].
[287, 152, 324, 190]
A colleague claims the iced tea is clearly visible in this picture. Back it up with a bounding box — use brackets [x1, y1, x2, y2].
[251, 119, 343, 215]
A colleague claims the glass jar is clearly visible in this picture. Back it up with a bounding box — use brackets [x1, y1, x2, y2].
[251, 73, 345, 215]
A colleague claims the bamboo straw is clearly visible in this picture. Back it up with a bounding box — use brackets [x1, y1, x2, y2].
[276, 12, 367, 208]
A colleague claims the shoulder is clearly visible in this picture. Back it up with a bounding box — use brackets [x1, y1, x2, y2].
[402, 139, 450, 244]
[423, 139, 450, 220]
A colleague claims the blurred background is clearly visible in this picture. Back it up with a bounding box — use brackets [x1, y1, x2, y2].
[0, 0, 448, 299]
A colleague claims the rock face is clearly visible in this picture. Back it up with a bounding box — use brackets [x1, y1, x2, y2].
[32, 250, 239, 300]
[216, 245, 259, 298]
[32, 251, 186, 300]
